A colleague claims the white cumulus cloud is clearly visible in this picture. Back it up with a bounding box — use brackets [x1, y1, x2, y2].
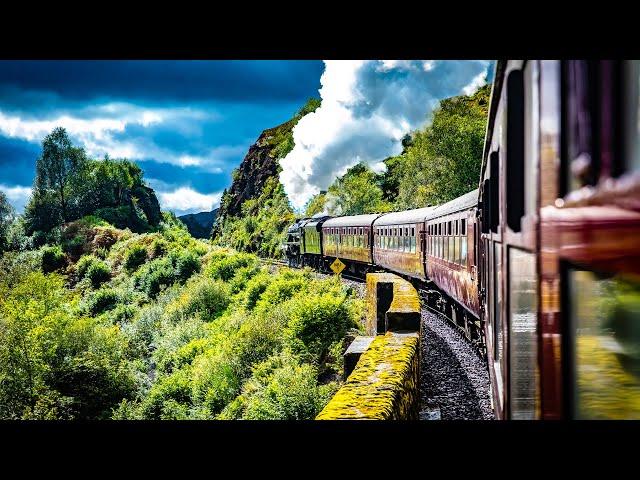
[279, 60, 492, 209]
[157, 186, 221, 216]
[0, 183, 32, 211]
[0, 103, 221, 168]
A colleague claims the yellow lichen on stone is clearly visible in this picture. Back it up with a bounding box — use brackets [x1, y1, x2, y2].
[365, 273, 398, 336]
[388, 281, 420, 314]
[316, 332, 420, 420]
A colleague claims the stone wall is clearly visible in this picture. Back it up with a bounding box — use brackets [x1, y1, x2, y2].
[316, 332, 420, 420]
[317, 272, 422, 420]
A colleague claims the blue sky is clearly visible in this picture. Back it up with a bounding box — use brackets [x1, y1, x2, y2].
[0, 60, 495, 216]
[0, 60, 324, 215]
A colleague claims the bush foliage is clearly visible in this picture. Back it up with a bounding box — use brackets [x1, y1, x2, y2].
[1, 211, 364, 419]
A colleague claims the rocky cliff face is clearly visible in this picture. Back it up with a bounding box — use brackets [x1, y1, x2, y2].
[211, 98, 320, 241]
[219, 122, 293, 220]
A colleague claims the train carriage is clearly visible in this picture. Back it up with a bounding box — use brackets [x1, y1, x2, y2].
[372, 207, 434, 281]
[480, 60, 640, 420]
[300, 215, 331, 270]
[322, 214, 380, 275]
[425, 190, 479, 316]
[282, 59, 640, 421]
[424, 190, 481, 348]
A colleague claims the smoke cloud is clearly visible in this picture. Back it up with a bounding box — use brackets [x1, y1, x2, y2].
[279, 60, 492, 210]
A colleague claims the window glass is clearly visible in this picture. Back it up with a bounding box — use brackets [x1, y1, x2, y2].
[461, 235, 467, 265]
[509, 248, 539, 419]
[624, 60, 640, 172]
[453, 233, 459, 264]
[569, 270, 640, 419]
[443, 234, 448, 260]
[449, 236, 455, 262]
[411, 235, 416, 253]
[494, 243, 504, 365]
[461, 219, 466, 235]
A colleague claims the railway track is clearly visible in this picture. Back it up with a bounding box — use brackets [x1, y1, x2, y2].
[258, 257, 366, 283]
[258, 256, 492, 419]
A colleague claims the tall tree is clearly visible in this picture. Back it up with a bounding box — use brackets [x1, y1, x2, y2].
[393, 83, 490, 209]
[0, 191, 14, 252]
[35, 127, 86, 223]
[325, 163, 392, 216]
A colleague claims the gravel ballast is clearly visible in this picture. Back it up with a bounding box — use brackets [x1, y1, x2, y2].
[420, 309, 493, 420]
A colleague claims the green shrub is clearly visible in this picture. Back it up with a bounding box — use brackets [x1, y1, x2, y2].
[284, 292, 356, 364]
[152, 317, 209, 374]
[240, 353, 337, 420]
[149, 238, 168, 258]
[76, 254, 98, 278]
[254, 273, 308, 315]
[86, 260, 111, 288]
[229, 264, 261, 294]
[122, 305, 163, 358]
[139, 368, 193, 419]
[86, 288, 119, 315]
[95, 206, 150, 233]
[174, 250, 201, 283]
[206, 252, 258, 282]
[105, 303, 137, 325]
[184, 279, 231, 322]
[134, 257, 175, 298]
[41, 245, 65, 273]
[124, 244, 147, 272]
[63, 234, 86, 257]
[240, 272, 273, 310]
[231, 309, 288, 380]
[53, 349, 137, 419]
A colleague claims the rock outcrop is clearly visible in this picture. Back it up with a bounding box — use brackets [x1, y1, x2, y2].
[211, 98, 320, 241]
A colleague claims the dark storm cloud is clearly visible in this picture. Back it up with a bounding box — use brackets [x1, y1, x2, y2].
[0, 61, 324, 214]
[0, 136, 40, 186]
[0, 61, 324, 104]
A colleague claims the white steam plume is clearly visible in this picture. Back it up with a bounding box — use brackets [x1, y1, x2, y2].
[280, 60, 492, 210]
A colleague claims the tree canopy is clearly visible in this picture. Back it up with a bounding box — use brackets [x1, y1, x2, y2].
[0, 192, 14, 253]
[23, 128, 160, 240]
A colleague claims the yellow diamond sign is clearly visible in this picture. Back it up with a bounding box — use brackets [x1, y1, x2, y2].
[330, 258, 346, 275]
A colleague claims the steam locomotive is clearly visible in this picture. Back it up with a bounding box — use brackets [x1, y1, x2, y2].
[283, 60, 640, 420]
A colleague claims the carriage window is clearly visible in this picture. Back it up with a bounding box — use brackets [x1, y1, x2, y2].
[509, 248, 539, 419]
[453, 228, 459, 264]
[568, 270, 640, 419]
[461, 219, 466, 235]
[623, 60, 640, 173]
[490, 151, 500, 233]
[449, 234, 455, 263]
[482, 178, 490, 234]
[461, 233, 467, 265]
[443, 230, 448, 260]
[563, 60, 600, 192]
[506, 68, 526, 233]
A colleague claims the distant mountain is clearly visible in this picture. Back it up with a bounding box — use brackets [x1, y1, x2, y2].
[178, 209, 218, 239]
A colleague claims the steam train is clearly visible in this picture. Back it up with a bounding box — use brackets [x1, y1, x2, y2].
[283, 60, 640, 420]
